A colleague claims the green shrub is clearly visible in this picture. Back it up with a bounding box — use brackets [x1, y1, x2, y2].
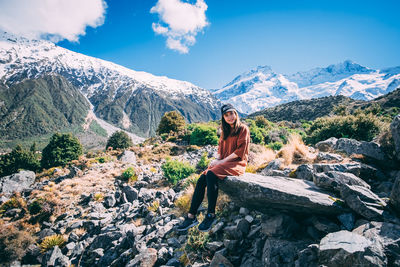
[162, 159, 195, 184]
[121, 167, 137, 182]
[28, 199, 43, 215]
[41, 133, 83, 169]
[106, 131, 133, 150]
[306, 113, 381, 144]
[190, 125, 218, 146]
[0, 144, 40, 177]
[267, 141, 283, 151]
[255, 115, 270, 128]
[196, 152, 211, 171]
[250, 125, 265, 144]
[157, 111, 186, 135]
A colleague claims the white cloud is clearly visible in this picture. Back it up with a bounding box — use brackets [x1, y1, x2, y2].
[150, 0, 209, 54]
[0, 0, 107, 42]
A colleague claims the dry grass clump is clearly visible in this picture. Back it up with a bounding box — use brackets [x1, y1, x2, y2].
[247, 143, 276, 172]
[277, 134, 314, 166]
[174, 186, 194, 217]
[147, 200, 160, 213]
[0, 222, 36, 263]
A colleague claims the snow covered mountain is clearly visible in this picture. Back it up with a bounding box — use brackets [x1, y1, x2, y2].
[0, 32, 220, 140]
[214, 60, 400, 114]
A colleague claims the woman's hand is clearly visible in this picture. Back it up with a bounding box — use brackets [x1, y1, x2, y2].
[209, 159, 222, 168]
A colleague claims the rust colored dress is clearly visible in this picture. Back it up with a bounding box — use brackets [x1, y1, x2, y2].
[204, 124, 250, 180]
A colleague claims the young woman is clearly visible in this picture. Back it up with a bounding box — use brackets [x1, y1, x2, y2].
[177, 103, 250, 232]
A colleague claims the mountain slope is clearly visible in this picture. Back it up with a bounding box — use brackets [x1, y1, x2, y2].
[0, 75, 89, 139]
[216, 60, 400, 114]
[0, 31, 221, 139]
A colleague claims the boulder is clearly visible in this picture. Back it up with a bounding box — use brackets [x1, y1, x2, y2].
[295, 244, 319, 267]
[261, 214, 299, 238]
[118, 150, 137, 164]
[41, 246, 70, 267]
[390, 174, 400, 214]
[316, 152, 343, 162]
[259, 159, 283, 176]
[126, 248, 157, 267]
[219, 173, 347, 215]
[210, 253, 234, 267]
[0, 170, 35, 196]
[390, 115, 400, 160]
[353, 221, 400, 266]
[313, 171, 370, 192]
[263, 238, 309, 267]
[318, 230, 387, 266]
[316, 137, 338, 152]
[334, 138, 386, 161]
[340, 184, 386, 220]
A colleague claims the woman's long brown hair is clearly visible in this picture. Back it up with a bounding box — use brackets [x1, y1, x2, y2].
[221, 110, 241, 140]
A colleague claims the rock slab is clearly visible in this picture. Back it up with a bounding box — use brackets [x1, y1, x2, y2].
[220, 173, 346, 215]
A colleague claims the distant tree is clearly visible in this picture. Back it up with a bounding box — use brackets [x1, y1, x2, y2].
[157, 111, 186, 135]
[41, 133, 83, 169]
[106, 131, 133, 150]
[0, 144, 40, 177]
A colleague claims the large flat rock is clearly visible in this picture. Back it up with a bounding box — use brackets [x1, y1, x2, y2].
[220, 173, 346, 215]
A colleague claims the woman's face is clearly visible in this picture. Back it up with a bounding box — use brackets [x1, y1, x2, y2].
[223, 111, 237, 126]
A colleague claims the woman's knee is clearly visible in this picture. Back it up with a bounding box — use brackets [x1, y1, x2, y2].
[206, 171, 218, 184]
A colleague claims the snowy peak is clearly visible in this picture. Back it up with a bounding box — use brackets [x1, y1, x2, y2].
[215, 60, 400, 114]
[285, 60, 374, 88]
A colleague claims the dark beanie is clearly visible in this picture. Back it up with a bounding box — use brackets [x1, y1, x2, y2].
[221, 103, 236, 115]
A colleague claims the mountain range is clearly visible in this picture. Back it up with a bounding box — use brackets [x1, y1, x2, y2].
[0, 32, 221, 148]
[214, 60, 400, 114]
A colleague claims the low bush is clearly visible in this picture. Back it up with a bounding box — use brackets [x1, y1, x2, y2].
[306, 113, 382, 144]
[106, 131, 133, 150]
[189, 124, 218, 146]
[41, 133, 83, 169]
[162, 159, 195, 184]
[267, 141, 283, 151]
[196, 152, 210, 171]
[0, 144, 40, 177]
[121, 167, 137, 183]
[157, 111, 186, 135]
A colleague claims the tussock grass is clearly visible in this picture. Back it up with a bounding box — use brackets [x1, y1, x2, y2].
[277, 134, 314, 166]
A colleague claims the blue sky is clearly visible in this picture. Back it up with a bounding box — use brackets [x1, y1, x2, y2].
[2, 0, 400, 89]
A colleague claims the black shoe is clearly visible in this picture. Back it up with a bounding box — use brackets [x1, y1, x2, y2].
[198, 213, 216, 232]
[176, 216, 198, 232]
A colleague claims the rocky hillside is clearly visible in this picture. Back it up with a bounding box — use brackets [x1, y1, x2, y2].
[1, 115, 399, 266]
[248, 87, 400, 122]
[0, 31, 221, 145]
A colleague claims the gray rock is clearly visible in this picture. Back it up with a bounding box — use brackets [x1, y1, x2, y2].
[244, 215, 254, 224]
[38, 228, 56, 242]
[167, 237, 181, 248]
[239, 207, 249, 215]
[0, 170, 35, 196]
[122, 186, 138, 202]
[316, 137, 338, 152]
[157, 247, 169, 265]
[295, 244, 319, 267]
[313, 171, 370, 192]
[220, 173, 347, 215]
[390, 174, 400, 214]
[260, 159, 283, 176]
[335, 138, 386, 161]
[138, 188, 156, 202]
[210, 253, 234, 267]
[90, 231, 123, 250]
[223, 239, 239, 252]
[353, 221, 400, 266]
[263, 238, 309, 267]
[237, 218, 250, 235]
[104, 194, 116, 208]
[261, 214, 299, 238]
[316, 152, 343, 162]
[337, 213, 355, 231]
[165, 258, 180, 267]
[210, 221, 224, 235]
[390, 114, 400, 160]
[319, 230, 387, 266]
[119, 150, 137, 164]
[41, 246, 70, 267]
[126, 247, 158, 267]
[206, 241, 224, 252]
[340, 184, 386, 220]
[295, 164, 314, 181]
[310, 216, 340, 234]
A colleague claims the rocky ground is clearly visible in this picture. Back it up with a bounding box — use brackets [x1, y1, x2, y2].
[0, 115, 400, 267]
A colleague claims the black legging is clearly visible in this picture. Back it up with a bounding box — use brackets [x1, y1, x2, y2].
[189, 170, 219, 215]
